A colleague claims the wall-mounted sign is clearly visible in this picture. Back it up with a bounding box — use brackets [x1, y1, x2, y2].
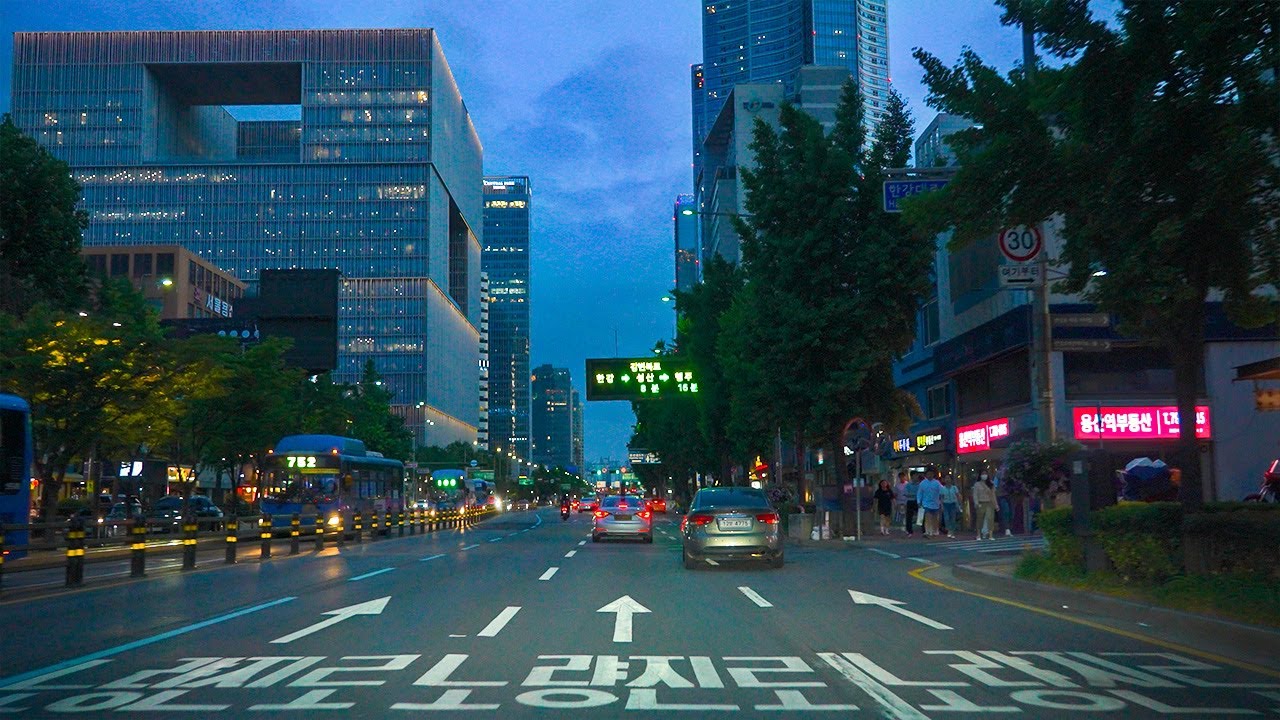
[956, 418, 1011, 454]
[1073, 406, 1211, 440]
[891, 429, 946, 455]
[628, 448, 662, 465]
[586, 358, 699, 401]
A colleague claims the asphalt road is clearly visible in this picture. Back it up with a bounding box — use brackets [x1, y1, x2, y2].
[1, 507, 1277, 718]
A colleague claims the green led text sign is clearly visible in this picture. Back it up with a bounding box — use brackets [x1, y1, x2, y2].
[585, 357, 699, 401]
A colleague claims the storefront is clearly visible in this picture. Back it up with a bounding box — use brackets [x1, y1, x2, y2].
[953, 414, 1037, 532]
[1067, 403, 1213, 500]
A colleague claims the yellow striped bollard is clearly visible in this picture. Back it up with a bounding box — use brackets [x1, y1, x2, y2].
[260, 514, 272, 558]
[314, 515, 325, 551]
[65, 518, 86, 586]
[353, 511, 363, 543]
[181, 516, 198, 570]
[225, 517, 238, 564]
[289, 513, 301, 555]
[130, 520, 146, 576]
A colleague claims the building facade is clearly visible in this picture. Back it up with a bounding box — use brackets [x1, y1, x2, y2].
[478, 272, 490, 449]
[914, 113, 974, 168]
[692, 0, 889, 184]
[11, 29, 484, 447]
[481, 176, 532, 461]
[531, 364, 573, 471]
[571, 388, 585, 474]
[674, 194, 699, 292]
[82, 244, 245, 321]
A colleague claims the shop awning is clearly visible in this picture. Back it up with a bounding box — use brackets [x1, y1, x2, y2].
[1234, 355, 1280, 381]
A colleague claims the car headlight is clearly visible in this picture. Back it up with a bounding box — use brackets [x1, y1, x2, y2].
[327, 514, 341, 526]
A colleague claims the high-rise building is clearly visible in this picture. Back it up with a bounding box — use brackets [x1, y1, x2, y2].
[10, 29, 484, 448]
[531, 364, 573, 471]
[692, 0, 890, 184]
[481, 176, 532, 461]
[674, 194, 699, 292]
[570, 388, 584, 474]
[478, 272, 491, 449]
[914, 113, 975, 168]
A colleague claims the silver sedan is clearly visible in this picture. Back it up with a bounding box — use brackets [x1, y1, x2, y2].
[680, 487, 783, 568]
[592, 495, 653, 543]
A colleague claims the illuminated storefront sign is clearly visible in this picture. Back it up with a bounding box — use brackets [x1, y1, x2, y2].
[892, 429, 946, 455]
[956, 418, 1010, 454]
[1073, 406, 1211, 440]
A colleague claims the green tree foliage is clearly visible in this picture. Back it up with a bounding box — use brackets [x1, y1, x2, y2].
[905, 0, 1280, 510]
[735, 81, 931, 480]
[0, 115, 88, 315]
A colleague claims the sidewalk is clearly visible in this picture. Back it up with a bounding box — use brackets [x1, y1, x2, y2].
[937, 557, 1280, 676]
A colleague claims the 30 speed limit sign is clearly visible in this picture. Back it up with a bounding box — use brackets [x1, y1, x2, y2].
[998, 225, 1043, 262]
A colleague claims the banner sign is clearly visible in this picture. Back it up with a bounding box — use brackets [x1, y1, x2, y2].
[1073, 406, 1211, 440]
[956, 418, 1011, 454]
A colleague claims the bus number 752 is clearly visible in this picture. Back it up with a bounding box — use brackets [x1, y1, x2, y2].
[286, 456, 318, 469]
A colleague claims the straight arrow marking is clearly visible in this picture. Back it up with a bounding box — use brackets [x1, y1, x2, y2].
[598, 595, 650, 643]
[271, 596, 391, 644]
[848, 589, 952, 630]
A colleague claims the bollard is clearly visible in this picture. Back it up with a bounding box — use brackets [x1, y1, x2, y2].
[225, 517, 238, 564]
[314, 515, 325, 551]
[289, 513, 301, 555]
[385, 511, 392, 538]
[65, 518, 85, 586]
[398, 510, 405, 537]
[408, 509, 417, 536]
[370, 510, 379, 539]
[337, 513, 346, 547]
[260, 514, 272, 559]
[354, 512, 363, 543]
[130, 520, 147, 577]
[182, 516, 198, 570]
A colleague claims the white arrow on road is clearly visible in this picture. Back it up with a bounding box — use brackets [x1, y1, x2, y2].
[271, 596, 391, 644]
[847, 590, 952, 630]
[597, 595, 651, 643]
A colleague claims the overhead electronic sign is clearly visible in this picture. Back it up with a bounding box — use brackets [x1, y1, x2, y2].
[585, 357, 699, 401]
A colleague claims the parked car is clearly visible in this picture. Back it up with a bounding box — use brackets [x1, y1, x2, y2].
[592, 495, 653, 543]
[145, 495, 223, 532]
[680, 487, 783, 569]
[103, 501, 144, 537]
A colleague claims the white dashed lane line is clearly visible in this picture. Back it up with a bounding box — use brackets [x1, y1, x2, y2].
[564, 550, 576, 558]
[868, 548, 901, 559]
[539, 567, 559, 581]
[348, 568, 395, 582]
[462, 544, 480, 551]
[578, 540, 587, 546]
[488, 538, 503, 543]
[420, 553, 445, 562]
[737, 586, 773, 608]
[476, 606, 521, 638]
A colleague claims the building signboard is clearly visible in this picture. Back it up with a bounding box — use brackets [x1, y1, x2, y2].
[882, 179, 949, 213]
[956, 418, 1011, 455]
[1072, 406, 1211, 440]
[628, 449, 662, 465]
[586, 358, 699, 401]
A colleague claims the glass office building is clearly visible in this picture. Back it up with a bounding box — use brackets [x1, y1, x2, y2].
[531, 364, 573, 471]
[482, 176, 532, 461]
[10, 30, 484, 446]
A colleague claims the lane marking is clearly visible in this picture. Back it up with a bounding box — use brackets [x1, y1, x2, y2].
[578, 540, 587, 546]
[420, 553, 446, 562]
[738, 586, 773, 607]
[908, 557, 932, 565]
[706, 559, 720, 566]
[477, 606, 521, 637]
[449, 634, 467, 638]
[488, 538, 503, 543]
[0, 596, 296, 689]
[462, 544, 480, 551]
[539, 567, 559, 581]
[819, 652, 928, 720]
[565, 550, 577, 558]
[507, 533, 520, 538]
[272, 597, 390, 644]
[348, 567, 395, 582]
[848, 589, 952, 631]
[869, 548, 901, 559]
[908, 564, 1280, 681]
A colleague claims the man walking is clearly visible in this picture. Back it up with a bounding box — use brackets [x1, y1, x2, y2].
[902, 472, 919, 536]
[940, 473, 960, 538]
[917, 468, 943, 538]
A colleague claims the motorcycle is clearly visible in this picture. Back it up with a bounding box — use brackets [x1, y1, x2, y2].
[1245, 461, 1280, 503]
[560, 505, 571, 520]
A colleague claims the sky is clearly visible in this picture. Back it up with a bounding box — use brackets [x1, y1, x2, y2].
[0, 0, 1036, 466]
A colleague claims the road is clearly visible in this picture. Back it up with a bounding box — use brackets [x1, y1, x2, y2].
[1, 507, 1277, 718]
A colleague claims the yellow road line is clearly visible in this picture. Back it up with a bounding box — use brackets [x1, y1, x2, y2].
[908, 563, 1280, 680]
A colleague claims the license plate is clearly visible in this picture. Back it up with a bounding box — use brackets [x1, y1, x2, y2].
[615, 514, 632, 520]
[717, 518, 750, 530]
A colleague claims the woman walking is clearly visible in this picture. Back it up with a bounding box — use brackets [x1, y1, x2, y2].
[972, 471, 998, 540]
[873, 480, 896, 535]
[940, 473, 960, 539]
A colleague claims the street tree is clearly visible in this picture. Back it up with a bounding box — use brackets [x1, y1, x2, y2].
[735, 81, 931, 489]
[904, 0, 1280, 510]
[0, 116, 88, 316]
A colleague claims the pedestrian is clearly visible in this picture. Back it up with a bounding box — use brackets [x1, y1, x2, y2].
[892, 471, 908, 528]
[873, 479, 895, 535]
[995, 467, 1014, 536]
[940, 473, 960, 539]
[972, 471, 998, 540]
[902, 471, 919, 535]
[917, 468, 943, 538]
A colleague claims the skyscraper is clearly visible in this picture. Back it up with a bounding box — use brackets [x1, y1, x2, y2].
[692, 1, 890, 184]
[10, 29, 484, 447]
[674, 194, 699, 293]
[570, 388, 584, 474]
[531, 364, 573, 471]
[481, 176, 532, 461]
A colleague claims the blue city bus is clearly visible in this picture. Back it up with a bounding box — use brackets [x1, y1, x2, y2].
[0, 394, 32, 558]
[261, 435, 405, 534]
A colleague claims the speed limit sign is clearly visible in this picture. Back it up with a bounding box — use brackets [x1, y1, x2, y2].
[998, 225, 1043, 262]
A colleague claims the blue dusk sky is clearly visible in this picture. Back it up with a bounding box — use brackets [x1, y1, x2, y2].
[0, 1, 1050, 465]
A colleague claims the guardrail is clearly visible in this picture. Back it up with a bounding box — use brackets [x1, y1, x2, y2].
[0, 505, 498, 592]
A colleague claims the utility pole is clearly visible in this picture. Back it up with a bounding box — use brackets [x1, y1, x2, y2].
[1024, 18, 1057, 443]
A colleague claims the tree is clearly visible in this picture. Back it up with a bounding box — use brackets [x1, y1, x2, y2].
[0, 115, 88, 316]
[905, 0, 1280, 510]
[735, 81, 931, 491]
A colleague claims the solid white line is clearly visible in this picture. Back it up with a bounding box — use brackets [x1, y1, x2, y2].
[348, 567, 395, 582]
[462, 544, 480, 551]
[420, 553, 445, 562]
[477, 606, 521, 638]
[565, 550, 577, 558]
[539, 567, 559, 580]
[738, 586, 773, 608]
[868, 548, 901, 559]
[819, 653, 929, 720]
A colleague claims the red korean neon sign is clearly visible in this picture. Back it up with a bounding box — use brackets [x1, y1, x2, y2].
[956, 417, 1011, 454]
[1072, 406, 1211, 441]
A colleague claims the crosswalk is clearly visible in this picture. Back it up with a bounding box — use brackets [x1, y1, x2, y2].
[933, 534, 1047, 554]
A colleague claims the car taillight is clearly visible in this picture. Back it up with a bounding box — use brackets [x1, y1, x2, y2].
[679, 517, 688, 531]
[593, 510, 609, 519]
[755, 512, 780, 525]
[638, 510, 652, 520]
[690, 514, 713, 526]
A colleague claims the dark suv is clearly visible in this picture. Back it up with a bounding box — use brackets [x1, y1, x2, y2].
[145, 495, 224, 532]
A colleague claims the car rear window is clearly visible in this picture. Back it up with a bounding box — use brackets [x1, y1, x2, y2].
[692, 489, 770, 510]
[601, 496, 642, 509]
